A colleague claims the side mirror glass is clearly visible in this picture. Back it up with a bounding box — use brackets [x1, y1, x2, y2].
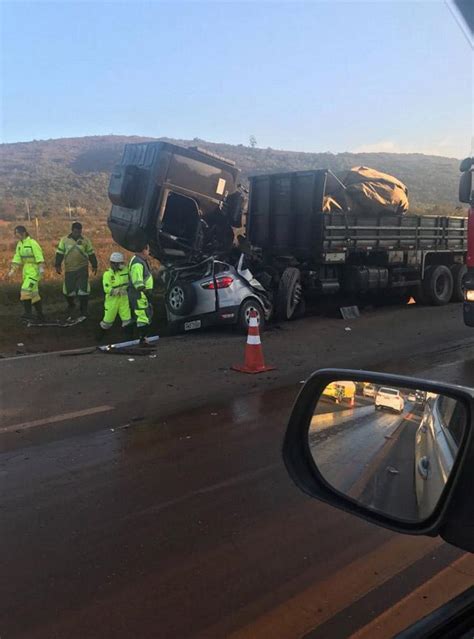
[308, 380, 467, 522]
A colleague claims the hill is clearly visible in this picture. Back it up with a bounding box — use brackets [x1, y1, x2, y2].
[0, 135, 464, 221]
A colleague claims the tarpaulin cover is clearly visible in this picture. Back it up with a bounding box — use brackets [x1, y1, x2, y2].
[340, 166, 409, 215]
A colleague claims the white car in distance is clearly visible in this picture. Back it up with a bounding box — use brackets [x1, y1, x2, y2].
[375, 387, 405, 414]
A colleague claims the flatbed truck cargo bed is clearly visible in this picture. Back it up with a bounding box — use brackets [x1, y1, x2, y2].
[246, 170, 467, 320]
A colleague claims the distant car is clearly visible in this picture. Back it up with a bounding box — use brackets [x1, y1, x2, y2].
[375, 387, 405, 414]
[163, 256, 272, 334]
[363, 384, 377, 398]
[415, 394, 466, 520]
[408, 392, 417, 402]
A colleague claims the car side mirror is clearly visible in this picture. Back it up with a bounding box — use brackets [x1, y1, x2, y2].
[459, 170, 473, 204]
[283, 369, 474, 551]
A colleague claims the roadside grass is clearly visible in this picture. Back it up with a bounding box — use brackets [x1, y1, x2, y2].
[0, 215, 131, 307]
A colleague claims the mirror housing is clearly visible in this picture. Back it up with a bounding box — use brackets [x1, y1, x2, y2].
[283, 369, 474, 551]
[459, 157, 473, 173]
[459, 170, 473, 204]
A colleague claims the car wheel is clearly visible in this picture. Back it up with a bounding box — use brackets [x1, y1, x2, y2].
[422, 265, 453, 306]
[275, 267, 303, 321]
[238, 298, 265, 334]
[450, 263, 467, 303]
[165, 281, 197, 317]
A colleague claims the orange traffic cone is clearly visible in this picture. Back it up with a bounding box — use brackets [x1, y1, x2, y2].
[232, 311, 276, 374]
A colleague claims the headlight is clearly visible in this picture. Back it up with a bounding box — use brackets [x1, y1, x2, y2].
[465, 289, 474, 302]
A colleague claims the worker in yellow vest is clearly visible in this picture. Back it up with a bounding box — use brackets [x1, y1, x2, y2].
[8, 225, 45, 321]
[55, 222, 97, 319]
[128, 243, 154, 342]
[100, 252, 133, 335]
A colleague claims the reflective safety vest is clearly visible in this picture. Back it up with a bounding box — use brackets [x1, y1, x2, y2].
[12, 237, 44, 266]
[56, 235, 96, 272]
[129, 255, 153, 291]
[103, 267, 129, 296]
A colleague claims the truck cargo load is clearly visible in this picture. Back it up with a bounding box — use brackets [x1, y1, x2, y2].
[339, 166, 409, 216]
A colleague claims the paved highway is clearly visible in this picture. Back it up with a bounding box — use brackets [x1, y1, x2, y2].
[2, 305, 474, 638]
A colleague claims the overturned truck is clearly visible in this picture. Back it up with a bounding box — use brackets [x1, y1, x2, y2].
[108, 142, 467, 327]
[108, 141, 244, 262]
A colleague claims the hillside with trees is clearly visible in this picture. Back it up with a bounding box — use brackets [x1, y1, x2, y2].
[0, 135, 464, 221]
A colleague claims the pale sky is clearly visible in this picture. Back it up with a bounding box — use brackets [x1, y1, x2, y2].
[1, 1, 472, 157]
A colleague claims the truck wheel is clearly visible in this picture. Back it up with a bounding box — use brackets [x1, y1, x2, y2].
[450, 264, 467, 303]
[422, 265, 453, 306]
[165, 281, 197, 316]
[275, 267, 302, 321]
[238, 298, 265, 334]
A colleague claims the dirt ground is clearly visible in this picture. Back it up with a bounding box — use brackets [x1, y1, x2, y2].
[0, 294, 403, 356]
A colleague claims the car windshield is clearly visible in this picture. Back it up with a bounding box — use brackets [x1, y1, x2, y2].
[1, 1, 471, 638]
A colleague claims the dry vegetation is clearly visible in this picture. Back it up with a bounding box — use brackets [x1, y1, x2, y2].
[0, 214, 129, 306]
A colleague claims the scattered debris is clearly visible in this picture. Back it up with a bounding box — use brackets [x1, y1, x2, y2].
[340, 306, 360, 320]
[25, 316, 87, 328]
[387, 466, 400, 475]
[128, 358, 135, 362]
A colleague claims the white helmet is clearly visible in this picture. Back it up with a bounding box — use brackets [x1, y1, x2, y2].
[110, 252, 125, 263]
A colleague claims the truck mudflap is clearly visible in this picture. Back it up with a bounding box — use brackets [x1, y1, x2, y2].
[463, 302, 474, 327]
[462, 268, 474, 327]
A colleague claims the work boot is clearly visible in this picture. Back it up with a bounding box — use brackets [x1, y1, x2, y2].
[137, 326, 148, 345]
[33, 300, 45, 322]
[21, 300, 33, 321]
[79, 296, 89, 319]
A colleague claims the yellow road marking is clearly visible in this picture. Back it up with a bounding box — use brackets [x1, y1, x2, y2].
[350, 553, 474, 638]
[204, 536, 442, 639]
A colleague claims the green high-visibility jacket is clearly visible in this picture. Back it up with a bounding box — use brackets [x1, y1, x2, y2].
[103, 267, 129, 296]
[129, 255, 153, 292]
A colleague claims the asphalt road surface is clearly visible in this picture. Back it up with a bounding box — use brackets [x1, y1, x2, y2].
[310, 400, 422, 521]
[2, 303, 474, 638]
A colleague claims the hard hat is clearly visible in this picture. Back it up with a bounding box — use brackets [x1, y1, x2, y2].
[110, 252, 125, 263]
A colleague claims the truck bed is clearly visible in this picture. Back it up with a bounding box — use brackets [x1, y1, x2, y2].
[247, 170, 466, 260]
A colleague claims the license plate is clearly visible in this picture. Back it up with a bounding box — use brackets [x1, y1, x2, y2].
[184, 319, 202, 331]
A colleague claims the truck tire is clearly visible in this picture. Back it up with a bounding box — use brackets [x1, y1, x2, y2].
[165, 281, 197, 316]
[237, 298, 265, 334]
[422, 265, 453, 306]
[450, 264, 467, 303]
[275, 267, 303, 321]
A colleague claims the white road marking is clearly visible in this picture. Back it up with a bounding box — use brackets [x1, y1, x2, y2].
[0, 405, 115, 434]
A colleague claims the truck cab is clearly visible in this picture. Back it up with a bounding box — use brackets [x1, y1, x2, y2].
[459, 157, 474, 326]
[107, 142, 244, 264]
